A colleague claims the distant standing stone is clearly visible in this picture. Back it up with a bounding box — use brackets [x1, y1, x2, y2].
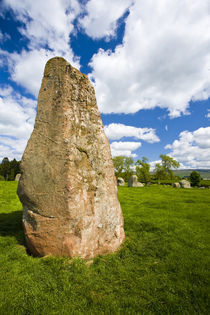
[128, 175, 138, 187]
[179, 179, 191, 188]
[117, 177, 125, 186]
[15, 174, 21, 181]
[173, 182, 180, 188]
[137, 182, 144, 187]
[17, 57, 125, 259]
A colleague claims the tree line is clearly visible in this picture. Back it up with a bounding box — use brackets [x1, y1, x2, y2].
[113, 154, 202, 186]
[0, 157, 20, 181]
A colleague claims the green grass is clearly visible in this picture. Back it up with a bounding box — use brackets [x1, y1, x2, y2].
[0, 182, 209, 314]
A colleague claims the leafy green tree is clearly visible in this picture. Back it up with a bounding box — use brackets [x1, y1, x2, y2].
[136, 157, 150, 183]
[0, 157, 10, 180]
[0, 157, 21, 181]
[112, 156, 124, 178]
[190, 171, 201, 187]
[10, 159, 20, 180]
[124, 157, 134, 181]
[154, 155, 180, 180]
[154, 163, 167, 180]
[112, 156, 134, 181]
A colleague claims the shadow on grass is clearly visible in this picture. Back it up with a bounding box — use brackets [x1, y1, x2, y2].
[0, 210, 25, 245]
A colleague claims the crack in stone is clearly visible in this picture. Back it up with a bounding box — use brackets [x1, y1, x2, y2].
[29, 209, 55, 219]
[76, 146, 89, 157]
[36, 119, 51, 125]
[37, 131, 59, 144]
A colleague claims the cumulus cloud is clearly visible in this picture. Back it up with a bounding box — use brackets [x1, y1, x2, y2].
[110, 141, 141, 157]
[165, 127, 210, 168]
[7, 49, 60, 97]
[104, 123, 159, 143]
[89, 0, 210, 116]
[0, 86, 36, 160]
[1, 0, 81, 96]
[79, 0, 133, 40]
[3, 0, 81, 52]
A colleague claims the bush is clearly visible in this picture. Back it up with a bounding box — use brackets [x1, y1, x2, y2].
[199, 180, 210, 188]
[0, 175, 4, 181]
[150, 178, 180, 185]
[190, 171, 201, 187]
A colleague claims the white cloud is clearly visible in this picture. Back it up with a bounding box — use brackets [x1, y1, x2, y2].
[0, 86, 36, 160]
[165, 127, 210, 168]
[8, 49, 60, 97]
[3, 0, 81, 52]
[79, 0, 133, 40]
[206, 109, 210, 119]
[110, 141, 141, 157]
[1, 0, 81, 96]
[104, 123, 159, 143]
[89, 0, 210, 116]
[149, 160, 161, 171]
[0, 31, 10, 42]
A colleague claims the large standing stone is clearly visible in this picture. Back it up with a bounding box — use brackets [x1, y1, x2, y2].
[173, 182, 180, 188]
[137, 182, 144, 187]
[128, 175, 138, 187]
[17, 57, 125, 259]
[179, 179, 191, 188]
[117, 177, 125, 186]
[15, 173, 21, 181]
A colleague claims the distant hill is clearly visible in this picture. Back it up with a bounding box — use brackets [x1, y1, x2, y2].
[173, 169, 210, 179]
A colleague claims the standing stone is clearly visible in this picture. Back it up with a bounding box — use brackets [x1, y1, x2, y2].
[15, 173, 21, 181]
[137, 182, 144, 187]
[17, 57, 125, 259]
[173, 182, 180, 188]
[117, 177, 125, 186]
[179, 179, 191, 188]
[128, 175, 138, 187]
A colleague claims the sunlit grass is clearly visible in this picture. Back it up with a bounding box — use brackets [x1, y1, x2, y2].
[0, 182, 209, 314]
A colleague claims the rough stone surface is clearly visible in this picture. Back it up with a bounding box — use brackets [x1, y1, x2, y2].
[117, 177, 125, 186]
[15, 173, 21, 181]
[137, 182, 144, 187]
[128, 175, 138, 187]
[173, 182, 180, 188]
[179, 180, 191, 188]
[17, 57, 125, 259]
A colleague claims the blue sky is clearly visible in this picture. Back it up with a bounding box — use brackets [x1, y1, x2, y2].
[0, 0, 209, 169]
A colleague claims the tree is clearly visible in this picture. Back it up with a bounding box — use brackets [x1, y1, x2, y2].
[190, 171, 201, 187]
[136, 157, 150, 183]
[112, 156, 134, 181]
[154, 163, 167, 180]
[123, 157, 134, 181]
[112, 156, 124, 178]
[0, 157, 21, 181]
[0, 157, 10, 180]
[9, 159, 20, 180]
[154, 155, 180, 180]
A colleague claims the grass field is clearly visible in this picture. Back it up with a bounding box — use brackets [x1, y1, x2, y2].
[0, 182, 209, 314]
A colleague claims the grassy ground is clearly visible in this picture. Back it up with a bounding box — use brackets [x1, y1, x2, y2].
[0, 182, 209, 314]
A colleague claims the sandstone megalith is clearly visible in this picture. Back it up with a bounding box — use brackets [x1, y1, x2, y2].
[15, 173, 21, 181]
[17, 57, 125, 259]
[179, 179, 191, 188]
[128, 175, 138, 187]
[117, 177, 125, 186]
